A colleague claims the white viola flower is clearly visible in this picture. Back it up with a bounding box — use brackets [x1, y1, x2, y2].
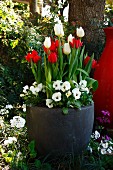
[101, 142, 108, 149]
[63, 43, 71, 55]
[44, 37, 51, 48]
[81, 87, 89, 94]
[42, 85, 46, 93]
[61, 81, 71, 92]
[54, 23, 64, 37]
[23, 85, 29, 93]
[107, 148, 112, 154]
[53, 80, 62, 90]
[72, 81, 79, 87]
[52, 92, 61, 102]
[68, 34, 74, 43]
[32, 81, 37, 86]
[72, 88, 81, 100]
[4, 140, 10, 145]
[30, 86, 37, 94]
[76, 27, 85, 38]
[10, 116, 26, 128]
[38, 83, 43, 91]
[101, 148, 106, 155]
[94, 130, 100, 139]
[79, 80, 87, 88]
[5, 104, 13, 109]
[66, 91, 72, 98]
[46, 99, 53, 108]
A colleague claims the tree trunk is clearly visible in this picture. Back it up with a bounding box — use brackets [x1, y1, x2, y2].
[29, 0, 37, 14]
[68, 0, 106, 58]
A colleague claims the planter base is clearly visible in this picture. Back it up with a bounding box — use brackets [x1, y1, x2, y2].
[26, 104, 94, 156]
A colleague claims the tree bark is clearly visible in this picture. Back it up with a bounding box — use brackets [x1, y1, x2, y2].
[68, 0, 106, 58]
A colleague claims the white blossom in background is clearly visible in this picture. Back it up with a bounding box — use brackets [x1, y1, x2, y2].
[0, 117, 4, 128]
[22, 104, 26, 112]
[4, 137, 17, 146]
[53, 80, 62, 90]
[72, 88, 81, 100]
[0, 108, 9, 115]
[10, 116, 26, 128]
[52, 92, 61, 102]
[5, 104, 13, 109]
[61, 81, 71, 92]
[46, 99, 53, 108]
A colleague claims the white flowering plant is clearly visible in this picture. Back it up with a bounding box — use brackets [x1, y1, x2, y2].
[20, 21, 98, 113]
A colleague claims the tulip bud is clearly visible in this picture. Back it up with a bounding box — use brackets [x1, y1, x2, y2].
[68, 34, 74, 43]
[63, 43, 71, 55]
[76, 27, 85, 38]
[54, 23, 64, 37]
[44, 37, 51, 48]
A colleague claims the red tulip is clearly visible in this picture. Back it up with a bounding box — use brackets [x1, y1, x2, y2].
[70, 38, 83, 48]
[25, 50, 41, 63]
[48, 52, 57, 63]
[84, 56, 98, 69]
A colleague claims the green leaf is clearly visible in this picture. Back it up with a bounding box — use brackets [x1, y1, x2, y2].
[35, 160, 42, 168]
[74, 101, 82, 108]
[84, 53, 94, 79]
[76, 68, 89, 76]
[86, 77, 98, 91]
[28, 140, 37, 158]
[62, 107, 68, 114]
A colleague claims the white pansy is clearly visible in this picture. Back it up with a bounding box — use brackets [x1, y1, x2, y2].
[63, 43, 71, 55]
[54, 23, 64, 37]
[72, 88, 81, 100]
[61, 81, 71, 92]
[46, 99, 53, 108]
[66, 91, 72, 98]
[42, 85, 46, 93]
[44, 37, 51, 48]
[52, 92, 61, 102]
[5, 104, 13, 109]
[72, 81, 79, 87]
[68, 34, 74, 43]
[76, 27, 85, 38]
[23, 85, 29, 93]
[30, 86, 37, 95]
[38, 83, 43, 91]
[94, 130, 100, 139]
[81, 87, 89, 94]
[79, 80, 87, 88]
[32, 82, 37, 86]
[101, 148, 106, 155]
[10, 116, 26, 128]
[20, 93, 25, 97]
[101, 142, 108, 149]
[107, 148, 112, 154]
[53, 80, 62, 90]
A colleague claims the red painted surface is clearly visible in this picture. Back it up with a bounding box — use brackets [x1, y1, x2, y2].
[93, 27, 113, 128]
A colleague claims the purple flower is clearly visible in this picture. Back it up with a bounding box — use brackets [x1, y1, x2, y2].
[101, 110, 110, 117]
[105, 135, 111, 141]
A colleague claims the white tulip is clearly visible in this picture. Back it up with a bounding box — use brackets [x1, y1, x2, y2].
[44, 37, 51, 48]
[68, 34, 74, 43]
[63, 43, 71, 55]
[76, 27, 85, 38]
[54, 23, 64, 37]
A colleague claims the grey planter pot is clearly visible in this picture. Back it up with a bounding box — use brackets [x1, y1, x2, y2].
[26, 103, 94, 156]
